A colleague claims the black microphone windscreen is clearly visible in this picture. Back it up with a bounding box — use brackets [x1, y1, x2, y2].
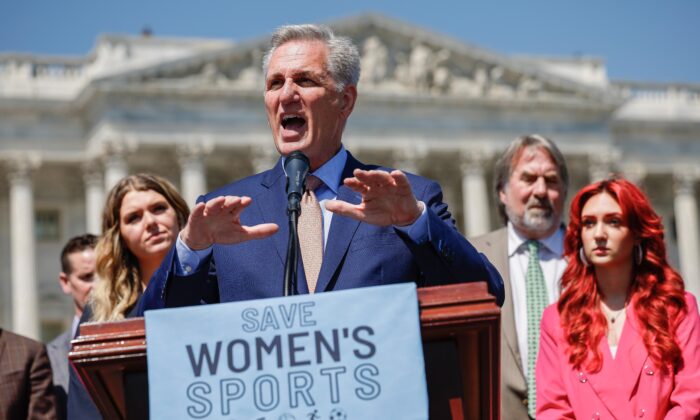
[284, 151, 310, 198]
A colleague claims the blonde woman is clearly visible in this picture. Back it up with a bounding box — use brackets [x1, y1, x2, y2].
[68, 173, 189, 419]
[90, 173, 189, 321]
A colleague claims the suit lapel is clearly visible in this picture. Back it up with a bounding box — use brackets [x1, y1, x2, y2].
[584, 306, 648, 418]
[60, 330, 72, 353]
[494, 229, 524, 375]
[617, 306, 649, 400]
[584, 337, 622, 418]
[315, 154, 363, 293]
[257, 160, 289, 269]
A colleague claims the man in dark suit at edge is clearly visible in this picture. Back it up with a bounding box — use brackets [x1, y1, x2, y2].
[0, 328, 57, 419]
[138, 24, 504, 312]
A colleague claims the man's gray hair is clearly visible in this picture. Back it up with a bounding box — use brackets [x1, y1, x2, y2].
[262, 24, 360, 92]
[493, 134, 569, 224]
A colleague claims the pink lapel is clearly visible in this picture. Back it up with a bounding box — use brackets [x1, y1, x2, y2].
[616, 305, 650, 400]
[581, 305, 649, 418]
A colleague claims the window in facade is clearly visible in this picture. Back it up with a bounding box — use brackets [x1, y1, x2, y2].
[35, 209, 61, 241]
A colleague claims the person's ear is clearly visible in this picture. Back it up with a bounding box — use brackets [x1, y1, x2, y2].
[59, 272, 72, 295]
[339, 85, 357, 117]
[498, 188, 507, 206]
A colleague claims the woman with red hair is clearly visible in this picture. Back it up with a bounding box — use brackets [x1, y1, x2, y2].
[536, 178, 700, 419]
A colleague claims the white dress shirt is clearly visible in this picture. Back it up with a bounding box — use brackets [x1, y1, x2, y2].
[507, 222, 566, 379]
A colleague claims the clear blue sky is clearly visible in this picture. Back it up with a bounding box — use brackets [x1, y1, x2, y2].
[1, 0, 698, 83]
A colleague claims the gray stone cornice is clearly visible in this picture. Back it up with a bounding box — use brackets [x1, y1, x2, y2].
[79, 81, 619, 114]
[613, 80, 700, 93]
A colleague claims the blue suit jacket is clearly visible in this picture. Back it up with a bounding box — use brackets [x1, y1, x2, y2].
[138, 152, 504, 312]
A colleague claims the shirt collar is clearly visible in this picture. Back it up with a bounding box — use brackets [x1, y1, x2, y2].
[281, 146, 347, 195]
[310, 145, 347, 196]
[506, 221, 565, 257]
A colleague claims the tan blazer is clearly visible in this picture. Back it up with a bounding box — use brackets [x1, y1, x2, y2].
[0, 328, 57, 419]
[471, 228, 530, 419]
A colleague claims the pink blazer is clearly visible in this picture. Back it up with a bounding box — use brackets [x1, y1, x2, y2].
[536, 292, 700, 419]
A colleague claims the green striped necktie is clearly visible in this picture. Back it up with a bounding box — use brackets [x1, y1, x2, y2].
[526, 239, 547, 419]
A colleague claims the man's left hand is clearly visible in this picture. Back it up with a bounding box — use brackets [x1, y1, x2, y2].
[325, 169, 423, 226]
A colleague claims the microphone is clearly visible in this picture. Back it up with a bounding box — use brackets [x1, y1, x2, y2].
[283, 151, 309, 296]
[284, 151, 310, 213]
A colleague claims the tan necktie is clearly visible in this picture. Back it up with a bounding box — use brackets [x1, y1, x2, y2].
[298, 175, 324, 293]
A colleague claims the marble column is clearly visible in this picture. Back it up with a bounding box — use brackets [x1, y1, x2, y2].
[178, 143, 210, 208]
[103, 148, 128, 191]
[8, 157, 40, 339]
[460, 150, 491, 237]
[674, 171, 700, 298]
[83, 164, 104, 235]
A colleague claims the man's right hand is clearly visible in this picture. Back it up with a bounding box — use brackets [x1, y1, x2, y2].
[180, 196, 279, 250]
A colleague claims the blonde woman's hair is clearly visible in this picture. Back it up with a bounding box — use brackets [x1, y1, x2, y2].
[91, 173, 189, 321]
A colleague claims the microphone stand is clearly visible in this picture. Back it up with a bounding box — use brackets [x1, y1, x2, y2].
[283, 190, 302, 297]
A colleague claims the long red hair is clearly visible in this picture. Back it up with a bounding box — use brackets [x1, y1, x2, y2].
[558, 178, 687, 374]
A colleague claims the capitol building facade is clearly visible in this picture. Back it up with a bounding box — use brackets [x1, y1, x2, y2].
[1, 15, 699, 340]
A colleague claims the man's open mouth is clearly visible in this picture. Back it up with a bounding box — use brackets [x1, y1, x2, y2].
[281, 114, 306, 130]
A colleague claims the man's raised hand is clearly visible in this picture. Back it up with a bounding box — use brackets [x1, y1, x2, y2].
[324, 169, 423, 227]
[180, 196, 278, 250]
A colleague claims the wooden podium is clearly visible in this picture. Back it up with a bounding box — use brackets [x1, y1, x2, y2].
[70, 282, 500, 419]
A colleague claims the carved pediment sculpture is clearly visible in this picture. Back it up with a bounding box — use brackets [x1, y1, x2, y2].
[199, 62, 230, 85]
[99, 14, 612, 104]
[232, 48, 264, 88]
[359, 36, 389, 86]
[356, 35, 526, 99]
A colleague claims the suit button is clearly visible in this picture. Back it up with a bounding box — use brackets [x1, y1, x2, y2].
[644, 365, 654, 375]
[591, 413, 600, 419]
[639, 408, 646, 417]
[579, 372, 588, 383]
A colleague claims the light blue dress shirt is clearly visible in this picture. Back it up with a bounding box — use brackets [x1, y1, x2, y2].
[175, 146, 428, 274]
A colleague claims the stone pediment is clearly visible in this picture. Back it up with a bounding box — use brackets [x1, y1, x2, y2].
[91, 37, 268, 92]
[95, 14, 621, 106]
[333, 14, 618, 104]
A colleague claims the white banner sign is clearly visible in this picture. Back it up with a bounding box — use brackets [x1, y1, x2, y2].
[145, 283, 428, 419]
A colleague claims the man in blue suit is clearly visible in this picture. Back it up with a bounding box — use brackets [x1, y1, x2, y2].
[138, 24, 503, 312]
